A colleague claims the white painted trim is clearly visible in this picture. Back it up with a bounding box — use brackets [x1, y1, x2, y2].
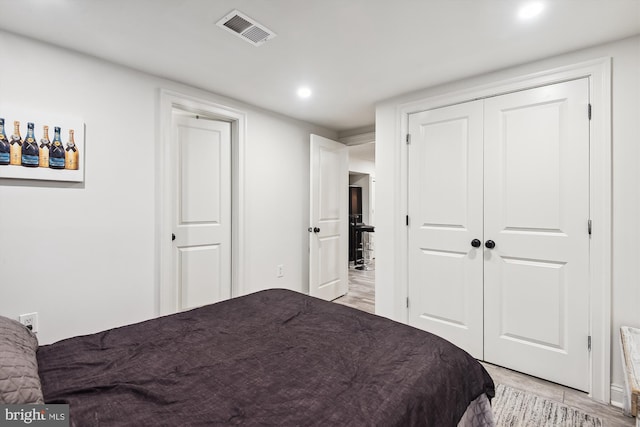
[610, 384, 626, 409]
[394, 58, 612, 403]
[340, 131, 376, 146]
[157, 89, 247, 315]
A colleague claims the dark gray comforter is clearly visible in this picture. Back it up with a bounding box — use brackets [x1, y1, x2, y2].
[37, 289, 494, 426]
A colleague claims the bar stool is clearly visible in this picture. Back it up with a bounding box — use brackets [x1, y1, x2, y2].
[355, 224, 374, 270]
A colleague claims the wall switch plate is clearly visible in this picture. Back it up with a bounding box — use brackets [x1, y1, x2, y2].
[277, 264, 284, 278]
[19, 312, 38, 333]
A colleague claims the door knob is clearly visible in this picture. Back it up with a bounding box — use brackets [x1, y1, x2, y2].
[471, 239, 481, 248]
[314, 227, 320, 233]
[485, 240, 496, 249]
[172, 233, 176, 241]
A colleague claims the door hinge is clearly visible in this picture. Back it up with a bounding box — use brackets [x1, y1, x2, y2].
[588, 335, 592, 351]
[406, 215, 409, 226]
[588, 104, 592, 120]
[406, 134, 411, 144]
[588, 219, 592, 236]
[406, 297, 409, 308]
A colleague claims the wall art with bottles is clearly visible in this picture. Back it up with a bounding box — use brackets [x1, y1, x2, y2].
[0, 107, 84, 182]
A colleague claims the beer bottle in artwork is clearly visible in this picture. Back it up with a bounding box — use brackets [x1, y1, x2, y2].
[64, 129, 78, 170]
[39, 125, 51, 168]
[21, 122, 39, 167]
[49, 126, 65, 169]
[0, 118, 9, 165]
[9, 121, 22, 166]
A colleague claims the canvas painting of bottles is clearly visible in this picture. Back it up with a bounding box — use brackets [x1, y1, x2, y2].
[0, 107, 84, 182]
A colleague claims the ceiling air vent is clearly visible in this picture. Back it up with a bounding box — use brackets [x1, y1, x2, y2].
[216, 10, 276, 46]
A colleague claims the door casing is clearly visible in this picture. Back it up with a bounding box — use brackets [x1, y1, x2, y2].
[394, 58, 612, 402]
[158, 89, 247, 315]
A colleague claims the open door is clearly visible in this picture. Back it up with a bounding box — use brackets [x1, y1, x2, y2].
[309, 134, 349, 301]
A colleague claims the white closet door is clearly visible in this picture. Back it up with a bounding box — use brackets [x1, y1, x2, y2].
[483, 78, 590, 391]
[407, 100, 484, 359]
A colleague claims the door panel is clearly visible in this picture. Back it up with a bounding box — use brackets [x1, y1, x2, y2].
[407, 100, 484, 358]
[499, 257, 566, 348]
[318, 235, 341, 292]
[309, 134, 348, 301]
[483, 78, 590, 391]
[498, 102, 562, 231]
[173, 116, 231, 311]
[320, 149, 341, 220]
[179, 245, 222, 309]
[415, 249, 468, 326]
[179, 129, 222, 223]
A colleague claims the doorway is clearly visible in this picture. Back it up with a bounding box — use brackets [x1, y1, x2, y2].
[158, 89, 247, 316]
[334, 137, 376, 312]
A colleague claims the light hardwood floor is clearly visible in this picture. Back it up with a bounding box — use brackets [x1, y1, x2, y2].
[334, 265, 635, 427]
[333, 264, 375, 314]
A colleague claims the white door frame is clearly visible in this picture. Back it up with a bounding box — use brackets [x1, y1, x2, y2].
[395, 58, 611, 402]
[157, 89, 247, 315]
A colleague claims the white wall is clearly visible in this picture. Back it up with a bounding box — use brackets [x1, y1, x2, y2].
[348, 142, 376, 226]
[348, 156, 375, 176]
[349, 174, 370, 224]
[376, 35, 640, 402]
[0, 30, 336, 345]
[347, 141, 376, 176]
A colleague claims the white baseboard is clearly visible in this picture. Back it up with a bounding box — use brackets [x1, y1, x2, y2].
[610, 383, 625, 408]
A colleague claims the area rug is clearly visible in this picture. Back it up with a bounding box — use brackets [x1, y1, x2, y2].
[492, 384, 603, 427]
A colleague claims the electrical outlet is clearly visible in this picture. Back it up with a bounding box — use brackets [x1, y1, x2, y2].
[19, 312, 38, 333]
[276, 264, 284, 278]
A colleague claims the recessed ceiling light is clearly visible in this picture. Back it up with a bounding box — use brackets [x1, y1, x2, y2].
[297, 87, 312, 99]
[518, 2, 545, 20]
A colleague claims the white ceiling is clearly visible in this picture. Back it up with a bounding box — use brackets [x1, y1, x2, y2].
[1, 0, 638, 132]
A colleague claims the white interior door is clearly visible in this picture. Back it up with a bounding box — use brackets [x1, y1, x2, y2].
[483, 79, 590, 391]
[407, 100, 485, 358]
[309, 134, 348, 301]
[407, 78, 590, 390]
[172, 115, 231, 310]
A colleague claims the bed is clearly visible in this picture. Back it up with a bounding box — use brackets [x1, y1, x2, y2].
[2, 289, 495, 426]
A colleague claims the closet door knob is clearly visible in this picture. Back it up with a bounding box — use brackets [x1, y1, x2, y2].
[471, 239, 481, 248]
[314, 227, 321, 233]
[485, 240, 496, 249]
